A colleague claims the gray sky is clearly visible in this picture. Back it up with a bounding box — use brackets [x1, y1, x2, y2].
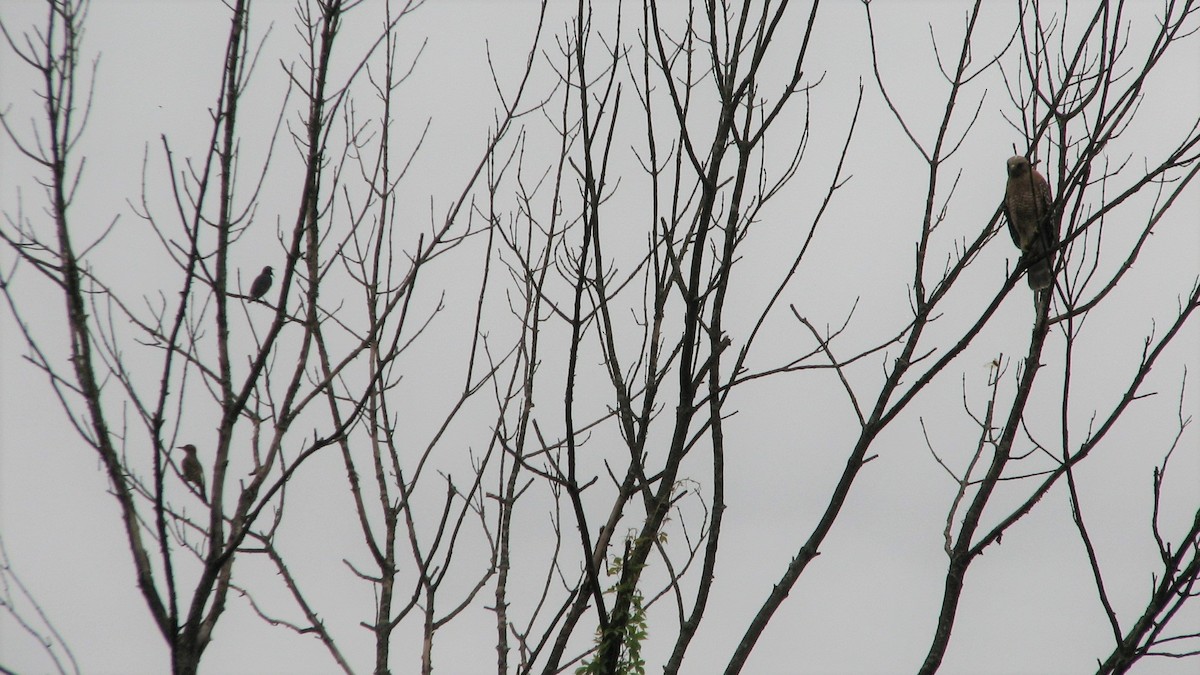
[2, 1, 1199, 673]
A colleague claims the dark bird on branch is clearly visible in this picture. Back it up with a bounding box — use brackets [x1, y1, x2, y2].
[1003, 156, 1057, 291]
[248, 266, 274, 301]
[179, 444, 207, 501]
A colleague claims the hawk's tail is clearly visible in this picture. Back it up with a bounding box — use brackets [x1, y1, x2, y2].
[1024, 248, 1054, 290]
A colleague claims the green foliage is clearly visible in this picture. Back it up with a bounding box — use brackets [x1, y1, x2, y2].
[576, 552, 649, 675]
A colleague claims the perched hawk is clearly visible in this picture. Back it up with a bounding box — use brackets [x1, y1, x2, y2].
[179, 444, 207, 500]
[248, 265, 274, 301]
[1003, 156, 1056, 290]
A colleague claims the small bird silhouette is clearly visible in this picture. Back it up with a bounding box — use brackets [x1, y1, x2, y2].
[248, 266, 274, 301]
[179, 444, 207, 500]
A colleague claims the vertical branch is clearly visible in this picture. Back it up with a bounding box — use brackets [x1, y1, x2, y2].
[0, 0, 172, 647]
[918, 302, 1052, 674]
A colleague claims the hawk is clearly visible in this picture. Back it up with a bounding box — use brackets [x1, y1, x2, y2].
[1003, 156, 1056, 290]
[179, 444, 207, 500]
[248, 265, 274, 301]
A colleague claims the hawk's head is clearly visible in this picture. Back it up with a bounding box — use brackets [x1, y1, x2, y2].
[1007, 155, 1031, 178]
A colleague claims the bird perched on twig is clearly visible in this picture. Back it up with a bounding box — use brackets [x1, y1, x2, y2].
[248, 266, 274, 301]
[179, 444, 207, 501]
[1003, 156, 1057, 291]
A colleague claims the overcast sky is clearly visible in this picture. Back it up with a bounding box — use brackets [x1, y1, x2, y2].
[2, 1, 1199, 673]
